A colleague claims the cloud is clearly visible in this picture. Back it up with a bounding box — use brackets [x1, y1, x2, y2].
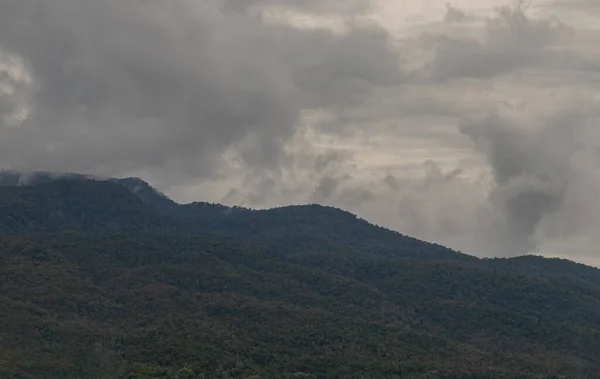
[457, 98, 599, 255]
[443, 3, 470, 23]
[0, 50, 34, 129]
[223, 0, 372, 15]
[0, 0, 399, 179]
[427, 2, 572, 80]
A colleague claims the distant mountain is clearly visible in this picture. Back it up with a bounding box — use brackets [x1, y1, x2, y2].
[1, 170, 600, 378]
[0, 177, 181, 234]
[486, 255, 600, 287]
[111, 176, 181, 213]
[0, 171, 469, 261]
[0, 169, 104, 186]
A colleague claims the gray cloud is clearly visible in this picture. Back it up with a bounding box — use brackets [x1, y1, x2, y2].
[443, 3, 470, 23]
[310, 174, 352, 203]
[457, 104, 595, 255]
[223, 0, 372, 15]
[0, 0, 399, 179]
[286, 26, 403, 108]
[429, 3, 572, 80]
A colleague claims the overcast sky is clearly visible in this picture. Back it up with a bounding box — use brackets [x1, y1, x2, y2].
[2, 0, 600, 265]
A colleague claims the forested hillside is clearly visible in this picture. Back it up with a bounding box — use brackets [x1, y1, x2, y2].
[0, 173, 598, 378]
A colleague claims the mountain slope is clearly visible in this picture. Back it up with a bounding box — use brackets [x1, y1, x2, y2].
[486, 255, 600, 288]
[0, 179, 181, 234]
[1, 171, 600, 378]
[1, 232, 599, 379]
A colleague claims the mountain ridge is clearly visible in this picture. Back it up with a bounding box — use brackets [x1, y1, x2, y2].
[1, 169, 597, 274]
[2, 169, 600, 378]
[0, 170, 472, 261]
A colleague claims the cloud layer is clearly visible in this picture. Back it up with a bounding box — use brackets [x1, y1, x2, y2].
[0, 0, 398, 176]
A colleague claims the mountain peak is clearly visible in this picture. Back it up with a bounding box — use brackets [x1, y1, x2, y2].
[0, 169, 106, 187]
[0, 169, 174, 207]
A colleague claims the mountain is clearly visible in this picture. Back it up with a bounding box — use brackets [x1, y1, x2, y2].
[485, 255, 600, 287]
[0, 177, 181, 234]
[0, 171, 599, 378]
[0, 171, 468, 261]
[0, 169, 101, 186]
